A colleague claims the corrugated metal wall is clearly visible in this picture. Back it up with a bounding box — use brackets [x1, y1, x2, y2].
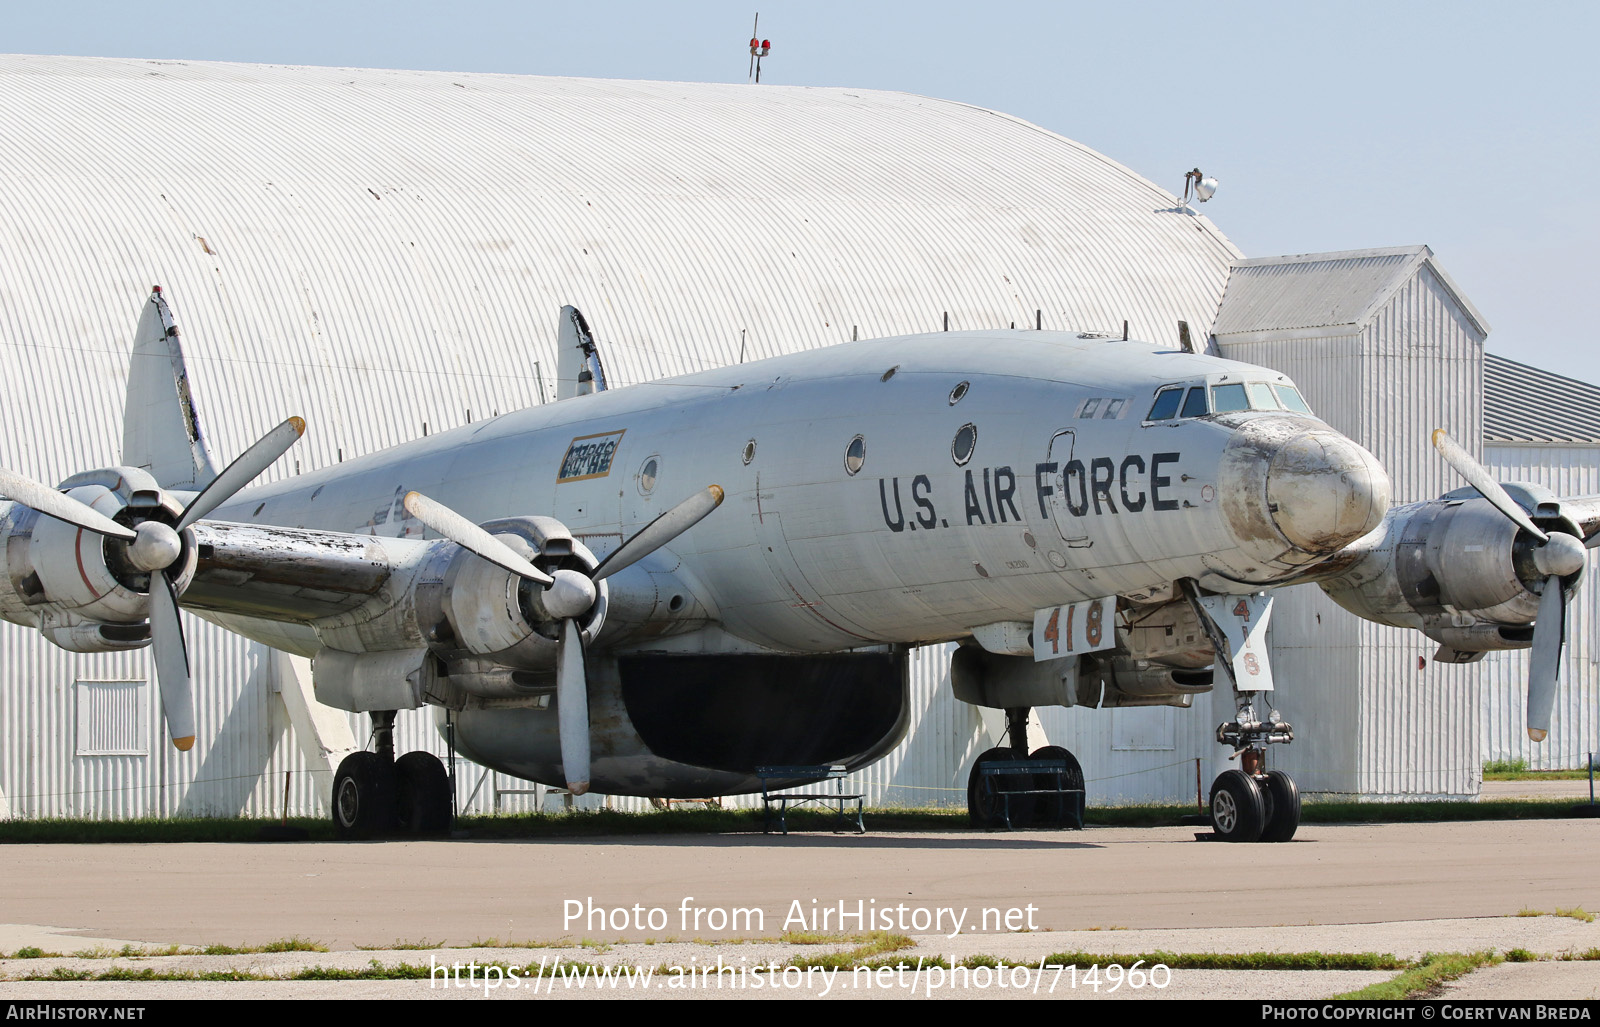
[1354, 268, 1484, 797]
[1482, 444, 1600, 770]
[1216, 257, 1487, 799]
[0, 56, 1242, 820]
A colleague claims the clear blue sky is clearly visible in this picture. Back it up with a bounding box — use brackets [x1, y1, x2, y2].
[11, 1, 1598, 382]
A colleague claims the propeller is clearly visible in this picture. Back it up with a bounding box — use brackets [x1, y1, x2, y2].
[1433, 429, 1586, 741]
[0, 416, 305, 750]
[404, 484, 725, 793]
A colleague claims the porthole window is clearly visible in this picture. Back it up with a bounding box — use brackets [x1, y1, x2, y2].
[880, 365, 899, 382]
[951, 423, 977, 465]
[742, 439, 757, 465]
[949, 381, 970, 405]
[843, 436, 866, 475]
[638, 456, 659, 495]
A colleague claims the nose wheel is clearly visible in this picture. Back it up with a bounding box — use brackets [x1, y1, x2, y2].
[1208, 750, 1300, 843]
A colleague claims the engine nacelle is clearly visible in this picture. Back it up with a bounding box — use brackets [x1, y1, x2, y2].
[307, 516, 609, 687]
[1317, 484, 1582, 652]
[0, 467, 196, 641]
[437, 516, 608, 667]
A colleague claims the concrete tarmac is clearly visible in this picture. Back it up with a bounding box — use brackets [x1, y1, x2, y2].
[2, 816, 1597, 1000]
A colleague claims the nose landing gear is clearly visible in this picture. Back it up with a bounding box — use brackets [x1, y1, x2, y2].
[1185, 582, 1301, 843]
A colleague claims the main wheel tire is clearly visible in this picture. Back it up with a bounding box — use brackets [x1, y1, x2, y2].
[1029, 745, 1085, 828]
[1259, 770, 1301, 842]
[333, 751, 397, 838]
[1209, 769, 1266, 843]
[967, 746, 1034, 828]
[394, 751, 452, 834]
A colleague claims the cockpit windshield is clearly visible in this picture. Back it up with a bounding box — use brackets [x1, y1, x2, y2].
[1146, 381, 1314, 421]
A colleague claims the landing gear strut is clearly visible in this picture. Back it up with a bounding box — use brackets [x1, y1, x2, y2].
[966, 707, 1085, 829]
[1207, 666, 1301, 843]
[333, 711, 454, 838]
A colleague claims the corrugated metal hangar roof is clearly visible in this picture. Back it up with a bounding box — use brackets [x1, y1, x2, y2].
[1486, 353, 1600, 444]
[1212, 246, 1489, 339]
[0, 54, 1240, 486]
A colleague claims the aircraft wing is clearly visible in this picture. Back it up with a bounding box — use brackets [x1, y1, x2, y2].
[1558, 495, 1600, 544]
[184, 521, 406, 623]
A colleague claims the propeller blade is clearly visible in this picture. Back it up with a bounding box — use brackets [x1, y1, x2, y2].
[402, 492, 554, 587]
[592, 484, 724, 582]
[557, 617, 591, 795]
[1526, 574, 1565, 743]
[148, 572, 196, 751]
[0, 468, 137, 541]
[1432, 429, 1548, 542]
[177, 416, 306, 530]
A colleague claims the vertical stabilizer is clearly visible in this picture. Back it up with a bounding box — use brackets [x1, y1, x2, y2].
[555, 305, 608, 400]
[121, 288, 218, 490]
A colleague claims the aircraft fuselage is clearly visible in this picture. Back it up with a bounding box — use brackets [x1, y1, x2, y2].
[212, 330, 1387, 656]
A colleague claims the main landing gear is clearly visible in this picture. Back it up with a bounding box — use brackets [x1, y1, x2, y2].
[333, 711, 454, 838]
[966, 707, 1085, 829]
[1209, 702, 1299, 843]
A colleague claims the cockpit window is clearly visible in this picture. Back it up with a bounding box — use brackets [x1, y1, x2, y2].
[1150, 380, 1314, 422]
[1246, 382, 1281, 410]
[1211, 383, 1248, 414]
[1275, 384, 1313, 414]
[1147, 388, 1183, 421]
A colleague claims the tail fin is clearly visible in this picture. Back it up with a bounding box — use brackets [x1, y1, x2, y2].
[555, 305, 608, 400]
[121, 287, 217, 490]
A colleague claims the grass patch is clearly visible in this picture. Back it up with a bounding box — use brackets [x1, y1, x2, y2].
[1042, 950, 1405, 971]
[199, 938, 327, 955]
[1515, 907, 1593, 923]
[1, 795, 1591, 845]
[0, 816, 340, 844]
[783, 931, 914, 970]
[778, 931, 866, 946]
[1332, 951, 1494, 1000]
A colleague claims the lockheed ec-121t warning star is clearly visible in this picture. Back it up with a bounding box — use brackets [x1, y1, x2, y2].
[0, 289, 1594, 841]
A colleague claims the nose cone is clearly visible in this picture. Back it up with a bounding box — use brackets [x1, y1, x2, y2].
[1265, 430, 1390, 554]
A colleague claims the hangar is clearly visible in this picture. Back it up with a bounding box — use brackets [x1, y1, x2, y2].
[0, 55, 1589, 819]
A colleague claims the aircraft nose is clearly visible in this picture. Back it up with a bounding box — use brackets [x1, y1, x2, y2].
[1264, 428, 1390, 554]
